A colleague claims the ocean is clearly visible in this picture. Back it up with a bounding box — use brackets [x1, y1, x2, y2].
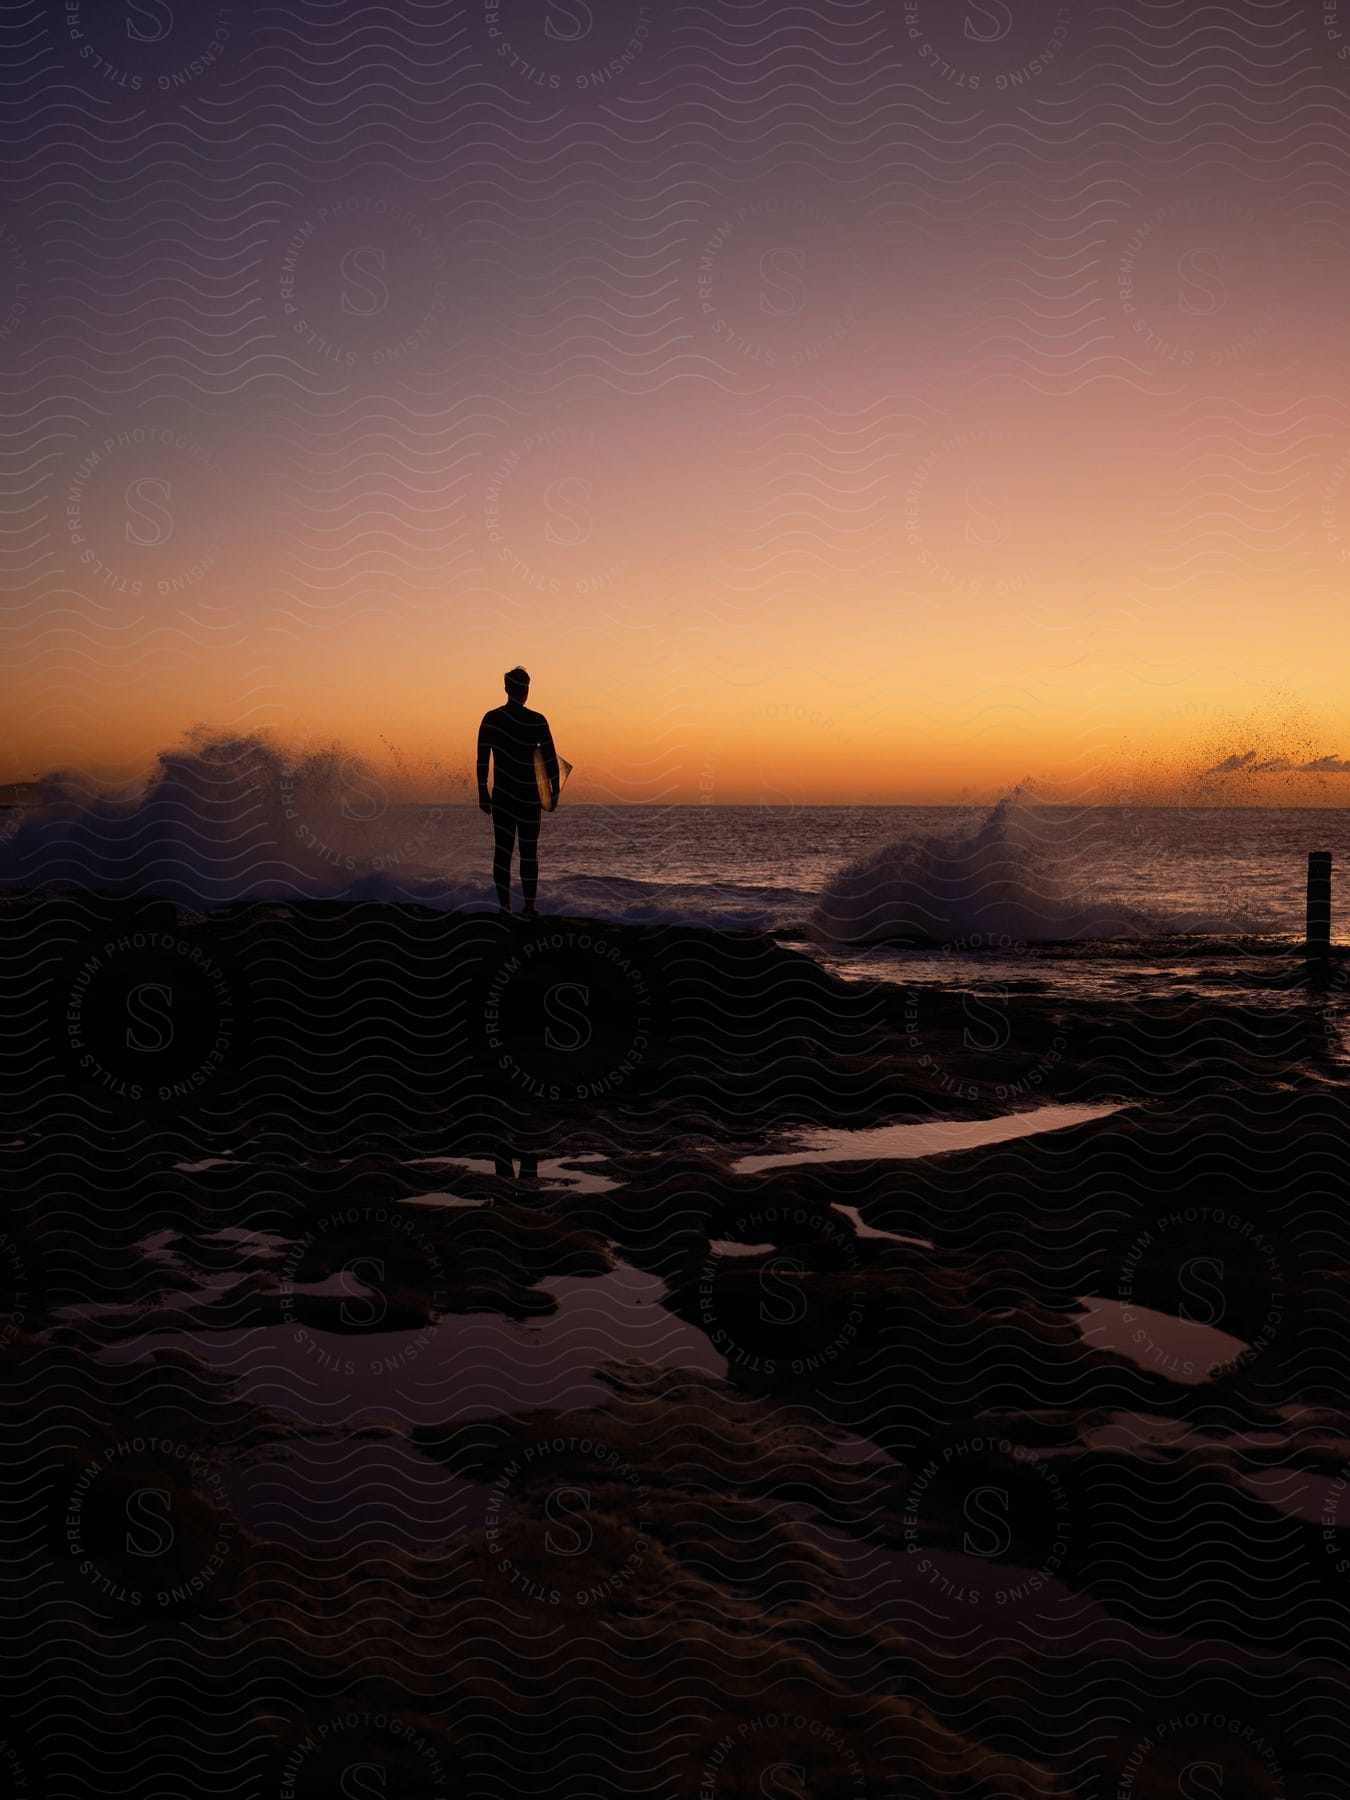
[414, 800, 1350, 939]
[4, 751, 1348, 945]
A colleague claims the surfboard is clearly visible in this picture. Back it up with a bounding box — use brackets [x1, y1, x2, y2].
[534, 746, 572, 813]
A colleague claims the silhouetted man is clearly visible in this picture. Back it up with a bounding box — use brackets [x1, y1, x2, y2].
[477, 666, 558, 917]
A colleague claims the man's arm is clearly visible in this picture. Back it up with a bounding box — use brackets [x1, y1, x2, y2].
[539, 718, 560, 803]
[476, 715, 493, 813]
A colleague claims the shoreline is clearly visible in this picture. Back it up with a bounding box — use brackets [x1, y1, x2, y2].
[4, 890, 1349, 1795]
[4, 890, 1340, 1151]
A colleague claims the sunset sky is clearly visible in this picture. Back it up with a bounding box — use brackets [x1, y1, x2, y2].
[4, 0, 1350, 804]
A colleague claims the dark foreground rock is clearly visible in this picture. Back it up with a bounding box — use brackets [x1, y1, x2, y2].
[3, 896, 1349, 1796]
[1, 895, 1336, 1158]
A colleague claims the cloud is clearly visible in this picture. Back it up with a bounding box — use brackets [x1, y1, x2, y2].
[1204, 750, 1258, 774]
[1204, 748, 1350, 777]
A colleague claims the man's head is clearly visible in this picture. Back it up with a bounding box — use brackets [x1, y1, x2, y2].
[504, 666, 530, 703]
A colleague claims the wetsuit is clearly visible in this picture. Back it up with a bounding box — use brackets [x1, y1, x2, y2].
[477, 701, 559, 909]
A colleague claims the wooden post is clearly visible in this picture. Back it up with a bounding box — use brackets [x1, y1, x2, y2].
[1307, 851, 1332, 963]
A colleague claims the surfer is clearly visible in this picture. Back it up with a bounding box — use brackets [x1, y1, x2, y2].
[477, 666, 559, 917]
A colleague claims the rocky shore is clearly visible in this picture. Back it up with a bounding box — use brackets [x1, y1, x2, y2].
[2, 896, 1348, 1795]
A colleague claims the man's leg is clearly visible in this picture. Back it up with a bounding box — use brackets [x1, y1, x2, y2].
[518, 810, 541, 909]
[491, 808, 517, 911]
